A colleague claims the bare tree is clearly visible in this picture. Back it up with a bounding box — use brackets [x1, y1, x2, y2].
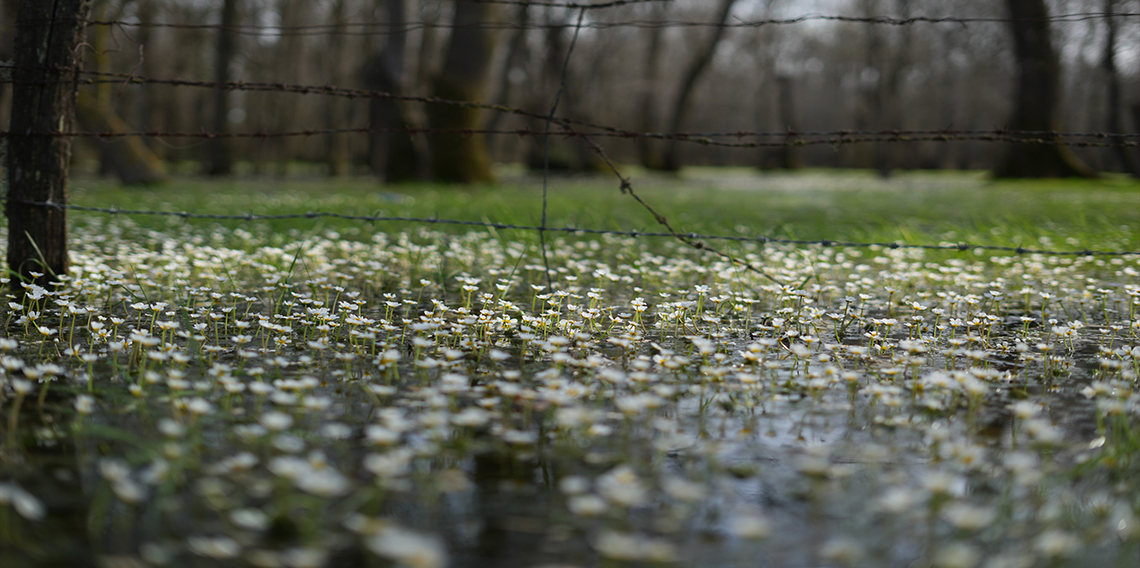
[76, 92, 167, 184]
[427, 0, 498, 183]
[133, 0, 162, 156]
[993, 0, 1096, 178]
[485, 3, 531, 160]
[637, 1, 668, 169]
[0, 0, 18, 134]
[207, 0, 239, 176]
[364, 0, 423, 182]
[6, 0, 91, 289]
[524, 7, 595, 172]
[854, 0, 913, 177]
[325, 0, 352, 177]
[759, 74, 803, 170]
[78, 1, 165, 184]
[661, 0, 741, 171]
[1101, 0, 1139, 177]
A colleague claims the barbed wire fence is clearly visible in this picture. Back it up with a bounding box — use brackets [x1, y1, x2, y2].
[2, 2, 1139, 293]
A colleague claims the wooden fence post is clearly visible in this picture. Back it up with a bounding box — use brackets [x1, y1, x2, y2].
[5, 0, 91, 292]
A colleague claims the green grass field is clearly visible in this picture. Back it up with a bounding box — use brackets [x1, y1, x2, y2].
[70, 168, 1139, 252]
[1, 168, 1137, 568]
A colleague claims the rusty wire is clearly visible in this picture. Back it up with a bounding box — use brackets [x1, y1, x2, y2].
[2, 67, 1138, 149]
[9, 11, 1135, 38]
[5, 8, 1138, 281]
[1, 126, 1135, 149]
[468, 0, 669, 8]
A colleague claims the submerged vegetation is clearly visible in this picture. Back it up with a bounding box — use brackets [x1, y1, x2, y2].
[1, 172, 1138, 567]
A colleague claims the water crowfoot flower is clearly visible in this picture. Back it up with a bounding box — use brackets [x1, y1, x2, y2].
[365, 525, 447, 568]
[0, 482, 45, 520]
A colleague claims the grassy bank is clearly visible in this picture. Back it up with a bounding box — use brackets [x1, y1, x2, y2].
[0, 168, 1135, 568]
[70, 168, 1139, 252]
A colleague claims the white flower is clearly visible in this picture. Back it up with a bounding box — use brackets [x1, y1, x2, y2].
[74, 394, 95, 414]
[185, 397, 214, 415]
[0, 483, 45, 521]
[99, 459, 131, 483]
[282, 548, 326, 568]
[112, 479, 146, 504]
[365, 425, 401, 446]
[366, 526, 447, 568]
[294, 467, 350, 497]
[660, 476, 707, 502]
[567, 494, 608, 517]
[1033, 529, 1081, 557]
[933, 542, 981, 568]
[364, 450, 414, 478]
[451, 407, 490, 427]
[594, 530, 676, 562]
[558, 476, 589, 495]
[819, 536, 864, 564]
[187, 536, 241, 559]
[597, 465, 646, 507]
[942, 503, 995, 531]
[727, 513, 771, 539]
[231, 508, 270, 531]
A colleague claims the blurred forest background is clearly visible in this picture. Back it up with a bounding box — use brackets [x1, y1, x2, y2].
[1, 0, 1137, 184]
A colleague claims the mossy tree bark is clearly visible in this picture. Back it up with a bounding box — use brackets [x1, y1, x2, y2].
[6, 0, 91, 291]
[993, 0, 1096, 178]
[75, 92, 167, 185]
[426, 0, 497, 184]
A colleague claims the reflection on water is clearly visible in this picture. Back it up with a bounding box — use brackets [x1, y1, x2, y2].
[1, 221, 1137, 567]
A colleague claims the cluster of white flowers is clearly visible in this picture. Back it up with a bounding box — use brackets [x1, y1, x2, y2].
[0, 218, 1135, 567]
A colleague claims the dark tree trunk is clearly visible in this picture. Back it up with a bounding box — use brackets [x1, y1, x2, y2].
[484, 3, 530, 160]
[5, 0, 91, 291]
[133, 0, 161, 157]
[661, 0, 740, 171]
[325, 0, 351, 177]
[206, 0, 239, 176]
[82, 2, 165, 185]
[637, 2, 667, 169]
[766, 75, 803, 170]
[75, 92, 167, 185]
[427, 0, 497, 183]
[525, 8, 592, 172]
[993, 0, 1096, 178]
[364, 0, 422, 182]
[0, 0, 16, 145]
[272, 0, 312, 176]
[1101, 0, 1139, 177]
[875, 0, 912, 177]
[854, 0, 883, 173]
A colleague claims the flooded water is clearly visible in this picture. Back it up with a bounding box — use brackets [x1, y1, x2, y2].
[1, 221, 1138, 568]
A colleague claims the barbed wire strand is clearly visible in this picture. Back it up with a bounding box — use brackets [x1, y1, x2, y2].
[5, 68, 1139, 150]
[5, 12, 1138, 286]
[469, 0, 668, 9]
[2, 126, 1136, 149]
[3, 196, 1135, 258]
[540, 8, 588, 289]
[21, 11, 1134, 38]
[578, 134, 785, 284]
